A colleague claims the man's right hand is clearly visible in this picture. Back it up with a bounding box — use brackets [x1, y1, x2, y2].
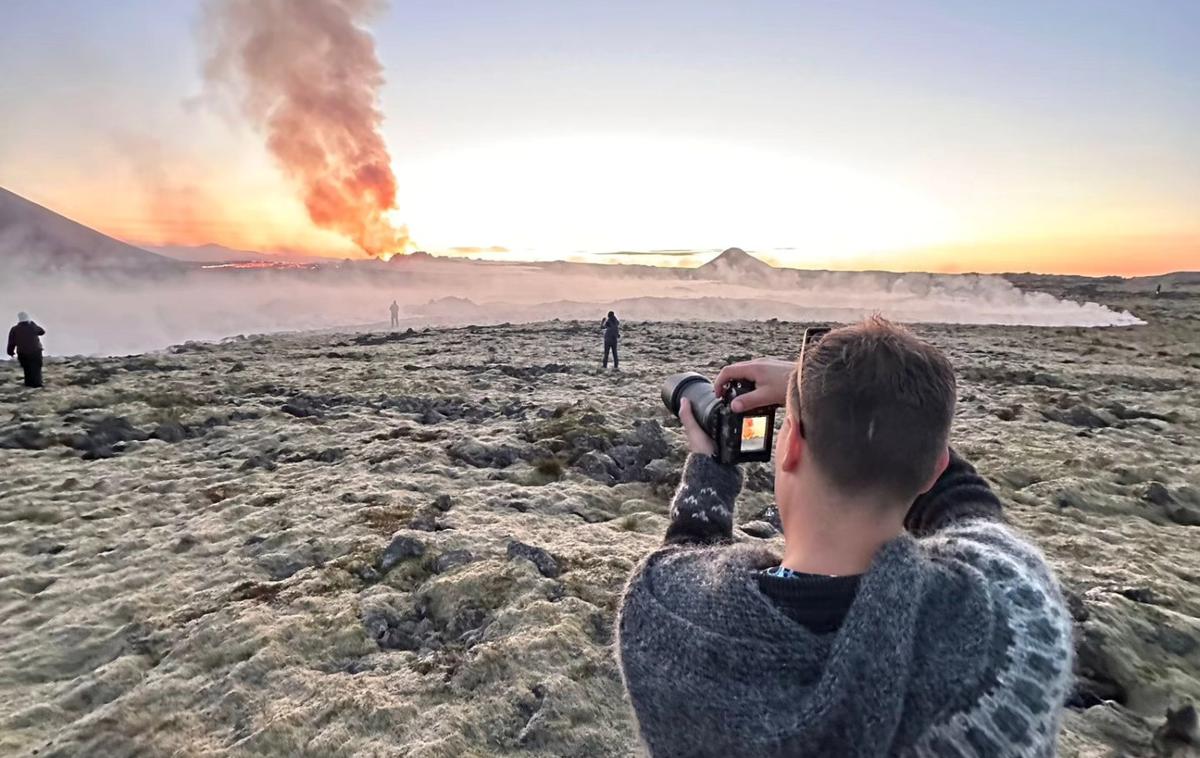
[714, 358, 794, 413]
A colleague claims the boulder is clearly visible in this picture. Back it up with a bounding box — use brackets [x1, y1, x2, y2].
[281, 398, 320, 418]
[1153, 703, 1200, 756]
[151, 421, 188, 443]
[447, 440, 528, 469]
[0, 424, 53, 450]
[379, 535, 426, 573]
[65, 416, 149, 459]
[507, 541, 561, 578]
[1042, 404, 1113, 429]
[433, 550, 475, 574]
[1145, 482, 1174, 506]
[575, 451, 617, 484]
[740, 521, 778, 539]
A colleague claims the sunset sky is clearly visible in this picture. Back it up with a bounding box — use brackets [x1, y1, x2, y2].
[1, 0, 1196, 275]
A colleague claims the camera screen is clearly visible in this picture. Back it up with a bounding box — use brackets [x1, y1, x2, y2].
[740, 414, 769, 453]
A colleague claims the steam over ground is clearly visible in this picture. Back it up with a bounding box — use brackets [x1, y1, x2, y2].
[2, 260, 1143, 357]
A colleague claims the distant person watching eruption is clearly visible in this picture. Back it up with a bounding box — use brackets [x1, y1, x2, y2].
[618, 316, 1073, 757]
[602, 311, 620, 370]
[7, 312, 46, 388]
[389, 300, 400, 328]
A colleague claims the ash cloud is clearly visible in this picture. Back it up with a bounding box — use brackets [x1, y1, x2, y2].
[199, 0, 408, 256]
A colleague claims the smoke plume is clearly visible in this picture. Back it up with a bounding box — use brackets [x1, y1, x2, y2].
[200, 0, 408, 256]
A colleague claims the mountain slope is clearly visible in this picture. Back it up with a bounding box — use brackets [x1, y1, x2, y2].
[692, 247, 778, 281]
[149, 244, 278, 264]
[0, 186, 184, 277]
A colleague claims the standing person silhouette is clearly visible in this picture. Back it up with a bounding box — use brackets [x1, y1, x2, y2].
[7, 312, 46, 388]
[601, 311, 620, 370]
[389, 300, 400, 328]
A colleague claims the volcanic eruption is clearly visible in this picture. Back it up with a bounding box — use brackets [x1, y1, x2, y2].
[200, 0, 409, 256]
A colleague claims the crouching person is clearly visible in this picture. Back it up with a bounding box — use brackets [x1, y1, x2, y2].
[616, 316, 1073, 757]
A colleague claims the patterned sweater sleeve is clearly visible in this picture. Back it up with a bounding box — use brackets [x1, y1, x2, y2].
[904, 448, 1004, 536]
[663, 454, 743, 546]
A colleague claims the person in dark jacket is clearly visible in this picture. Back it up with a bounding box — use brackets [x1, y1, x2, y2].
[601, 311, 620, 370]
[617, 316, 1072, 757]
[7, 312, 46, 388]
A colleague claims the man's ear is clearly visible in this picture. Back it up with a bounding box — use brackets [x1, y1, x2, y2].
[919, 446, 951, 494]
[780, 416, 804, 473]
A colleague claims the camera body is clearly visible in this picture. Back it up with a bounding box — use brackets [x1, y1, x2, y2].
[661, 373, 776, 465]
[661, 325, 832, 465]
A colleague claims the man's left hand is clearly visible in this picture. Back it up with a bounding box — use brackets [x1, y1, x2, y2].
[678, 397, 716, 457]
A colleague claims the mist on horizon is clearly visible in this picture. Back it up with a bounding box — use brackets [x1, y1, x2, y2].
[0, 258, 1145, 357]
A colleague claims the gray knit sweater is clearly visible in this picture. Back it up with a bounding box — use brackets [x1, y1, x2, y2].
[616, 452, 1073, 757]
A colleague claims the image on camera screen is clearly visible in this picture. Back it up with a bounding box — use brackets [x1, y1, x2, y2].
[740, 415, 769, 453]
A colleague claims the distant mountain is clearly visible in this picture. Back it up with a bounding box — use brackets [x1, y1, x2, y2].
[693, 247, 777, 281]
[0, 186, 183, 277]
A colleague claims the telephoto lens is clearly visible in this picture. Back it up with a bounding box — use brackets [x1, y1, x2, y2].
[661, 372, 721, 435]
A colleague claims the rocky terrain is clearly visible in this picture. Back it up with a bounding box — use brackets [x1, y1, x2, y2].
[1, 280, 1198, 757]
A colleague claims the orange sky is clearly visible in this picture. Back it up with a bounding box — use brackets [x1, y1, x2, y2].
[2, 2, 1196, 277]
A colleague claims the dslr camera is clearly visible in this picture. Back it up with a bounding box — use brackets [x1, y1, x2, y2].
[661, 326, 831, 465]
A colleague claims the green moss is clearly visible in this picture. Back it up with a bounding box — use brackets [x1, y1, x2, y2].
[535, 457, 565, 478]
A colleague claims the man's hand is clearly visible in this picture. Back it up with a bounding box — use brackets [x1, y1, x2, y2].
[677, 397, 716, 457]
[713, 358, 794, 412]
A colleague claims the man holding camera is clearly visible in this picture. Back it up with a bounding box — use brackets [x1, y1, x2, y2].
[617, 317, 1073, 757]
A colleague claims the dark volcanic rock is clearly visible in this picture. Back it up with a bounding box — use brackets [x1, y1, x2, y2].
[279, 447, 346, 464]
[1165, 503, 1200, 527]
[495, 363, 572, 381]
[20, 538, 67, 556]
[992, 405, 1020, 421]
[361, 605, 427, 651]
[173, 535, 199, 553]
[1064, 588, 1091, 622]
[66, 416, 149, 459]
[257, 553, 310, 581]
[507, 541, 561, 578]
[1153, 703, 1200, 756]
[574, 451, 617, 484]
[755, 504, 783, 532]
[282, 397, 321, 418]
[240, 454, 278, 472]
[1106, 401, 1177, 424]
[407, 508, 444, 532]
[447, 439, 528, 469]
[432, 494, 453, 512]
[633, 419, 669, 460]
[433, 550, 475, 574]
[744, 464, 775, 493]
[1042, 404, 1113, 429]
[1144, 482, 1174, 506]
[352, 330, 417, 346]
[257, 544, 327, 580]
[419, 409, 447, 425]
[380, 394, 492, 423]
[151, 421, 188, 443]
[0, 424, 53, 450]
[313, 447, 345, 463]
[1115, 586, 1159, 605]
[642, 458, 678, 486]
[379, 535, 426, 573]
[1071, 624, 1129, 708]
[581, 419, 674, 485]
[740, 520, 778, 539]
